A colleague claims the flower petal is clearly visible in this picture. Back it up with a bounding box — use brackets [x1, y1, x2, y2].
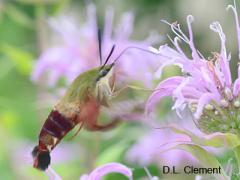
[115, 12, 134, 41]
[210, 22, 232, 86]
[80, 162, 133, 180]
[186, 15, 200, 60]
[146, 76, 184, 113]
[194, 93, 218, 119]
[46, 167, 62, 180]
[227, 1, 240, 59]
[233, 78, 240, 96]
[210, 21, 227, 58]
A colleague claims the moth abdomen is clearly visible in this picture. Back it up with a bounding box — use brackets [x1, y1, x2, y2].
[33, 109, 79, 171]
[41, 110, 75, 139]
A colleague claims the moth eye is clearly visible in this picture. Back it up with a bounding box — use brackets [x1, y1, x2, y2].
[100, 69, 108, 77]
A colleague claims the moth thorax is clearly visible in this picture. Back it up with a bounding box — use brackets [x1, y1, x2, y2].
[96, 68, 114, 100]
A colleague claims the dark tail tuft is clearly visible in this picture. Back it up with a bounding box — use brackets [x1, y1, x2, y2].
[32, 146, 51, 171]
[32, 146, 39, 157]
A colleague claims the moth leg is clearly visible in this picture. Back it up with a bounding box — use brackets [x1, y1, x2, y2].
[110, 86, 129, 98]
[68, 121, 85, 140]
[111, 85, 151, 97]
[85, 119, 120, 131]
[81, 97, 120, 131]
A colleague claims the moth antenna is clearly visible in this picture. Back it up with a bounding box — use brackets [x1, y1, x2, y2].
[143, 167, 155, 180]
[98, 28, 103, 65]
[113, 46, 156, 64]
[102, 44, 116, 67]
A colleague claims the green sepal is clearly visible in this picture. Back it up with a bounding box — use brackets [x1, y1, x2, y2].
[164, 125, 240, 148]
[172, 144, 229, 180]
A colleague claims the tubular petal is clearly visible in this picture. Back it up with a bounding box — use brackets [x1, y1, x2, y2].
[146, 77, 184, 113]
[194, 93, 217, 119]
[227, 1, 240, 59]
[233, 78, 240, 96]
[80, 162, 133, 180]
[186, 15, 200, 60]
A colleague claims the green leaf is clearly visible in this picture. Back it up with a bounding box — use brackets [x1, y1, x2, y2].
[51, 0, 71, 15]
[0, 111, 18, 135]
[173, 144, 229, 180]
[165, 125, 240, 148]
[4, 5, 34, 29]
[0, 59, 14, 80]
[15, 0, 58, 5]
[96, 141, 127, 166]
[233, 145, 240, 173]
[0, 44, 34, 75]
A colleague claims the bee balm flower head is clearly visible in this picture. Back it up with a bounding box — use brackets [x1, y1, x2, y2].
[147, 1, 240, 135]
[31, 3, 161, 88]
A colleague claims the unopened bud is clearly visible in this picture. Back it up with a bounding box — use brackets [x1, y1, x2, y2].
[234, 100, 240, 108]
[220, 99, 229, 107]
[224, 87, 233, 101]
[205, 104, 214, 110]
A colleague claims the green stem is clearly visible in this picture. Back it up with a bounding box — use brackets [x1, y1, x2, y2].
[34, 2, 48, 120]
[234, 145, 240, 173]
[35, 3, 46, 53]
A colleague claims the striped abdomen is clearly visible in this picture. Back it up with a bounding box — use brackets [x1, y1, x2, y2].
[32, 107, 79, 170]
[32, 97, 112, 171]
[38, 109, 77, 151]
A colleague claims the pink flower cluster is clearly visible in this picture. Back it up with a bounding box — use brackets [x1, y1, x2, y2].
[147, 2, 240, 124]
[31, 4, 160, 88]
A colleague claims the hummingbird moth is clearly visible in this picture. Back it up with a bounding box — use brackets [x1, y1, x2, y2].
[31, 24, 156, 170]
[32, 29, 121, 171]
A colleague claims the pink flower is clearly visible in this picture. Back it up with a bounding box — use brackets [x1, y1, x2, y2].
[125, 117, 198, 167]
[31, 4, 160, 87]
[79, 162, 132, 180]
[125, 112, 230, 180]
[126, 129, 194, 166]
[147, 1, 240, 134]
[45, 162, 132, 180]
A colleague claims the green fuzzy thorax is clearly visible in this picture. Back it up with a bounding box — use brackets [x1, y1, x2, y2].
[60, 64, 113, 104]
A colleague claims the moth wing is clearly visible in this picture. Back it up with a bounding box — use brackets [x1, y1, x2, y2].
[80, 97, 119, 131]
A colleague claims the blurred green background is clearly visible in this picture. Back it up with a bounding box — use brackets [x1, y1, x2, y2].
[0, 0, 238, 179]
